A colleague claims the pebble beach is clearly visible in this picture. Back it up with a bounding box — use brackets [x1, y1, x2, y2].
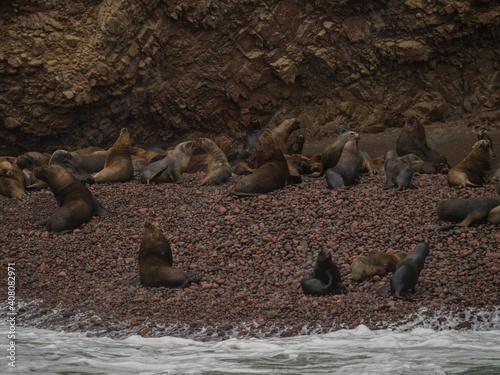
[3, 167, 499, 341]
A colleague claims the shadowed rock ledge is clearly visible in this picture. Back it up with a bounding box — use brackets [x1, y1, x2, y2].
[0, 0, 499, 152]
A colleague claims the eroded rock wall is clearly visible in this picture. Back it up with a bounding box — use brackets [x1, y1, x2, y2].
[0, 0, 499, 152]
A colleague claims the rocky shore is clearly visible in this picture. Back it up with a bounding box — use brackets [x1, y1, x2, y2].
[3, 169, 499, 341]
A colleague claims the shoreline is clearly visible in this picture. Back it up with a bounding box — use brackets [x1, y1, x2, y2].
[3, 170, 499, 341]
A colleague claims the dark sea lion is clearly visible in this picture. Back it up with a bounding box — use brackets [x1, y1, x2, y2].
[91, 128, 134, 183]
[389, 243, 429, 299]
[230, 129, 290, 196]
[357, 150, 375, 175]
[351, 252, 408, 282]
[0, 160, 26, 199]
[437, 196, 500, 229]
[447, 139, 494, 188]
[287, 134, 305, 155]
[193, 138, 231, 186]
[301, 249, 347, 296]
[138, 222, 201, 288]
[383, 150, 415, 190]
[325, 137, 360, 189]
[320, 130, 360, 175]
[147, 141, 194, 183]
[33, 165, 119, 233]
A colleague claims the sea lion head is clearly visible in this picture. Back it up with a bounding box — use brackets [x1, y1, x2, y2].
[49, 149, 72, 165]
[33, 164, 72, 186]
[256, 129, 286, 166]
[139, 222, 173, 266]
[316, 249, 333, 267]
[0, 161, 14, 177]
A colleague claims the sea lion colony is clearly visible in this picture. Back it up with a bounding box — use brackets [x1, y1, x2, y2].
[1, 117, 499, 299]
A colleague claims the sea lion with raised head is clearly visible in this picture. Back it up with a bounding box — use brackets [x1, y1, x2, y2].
[193, 138, 231, 186]
[301, 249, 348, 296]
[437, 196, 500, 229]
[447, 139, 494, 188]
[32, 165, 119, 233]
[351, 252, 408, 282]
[147, 141, 194, 184]
[138, 222, 201, 288]
[320, 130, 360, 175]
[390, 243, 429, 299]
[325, 137, 360, 189]
[271, 118, 301, 144]
[90, 128, 134, 183]
[230, 129, 290, 196]
[0, 160, 26, 199]
[49, 149, 107, 182]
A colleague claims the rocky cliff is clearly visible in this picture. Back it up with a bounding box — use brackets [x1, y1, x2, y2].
[0, 0, 499, 153]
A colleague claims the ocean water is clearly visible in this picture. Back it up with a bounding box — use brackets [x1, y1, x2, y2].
[2, 318, 500, 375]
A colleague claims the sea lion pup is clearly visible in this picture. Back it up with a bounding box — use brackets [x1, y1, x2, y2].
[147, 141, 195, 184]
[90, 128, 134, 183]
[287, 134, 305, 155]
[32, 165, 119, 233]
[437, 196, 500, 230]
[350, 252, 408, 282]
[229, 129, 290, 196]
[325, 137, 360, 189]
[390, 243, 429, 300]
[271, 118, 301, 144]
[0, 160, 26, 199]
[301, 249, 347, 296]
[138, 222, 201, 288]
[49, 149, 108, 181]
[478, 129, 495, 157]
[447, 139, 494, 188]
[320, 129, 360, 175]
[396, 116, 448, 172]
[193, 138, 231, 186]
[383, 149, 415, 190]
[492, 168, 500, 195]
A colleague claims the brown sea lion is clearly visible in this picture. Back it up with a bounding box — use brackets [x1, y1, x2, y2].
[131, 147, 163, 164]
[73, 146, 105, 154]
[91, 128, 134, 183]
[32, 165, 119, 233]
[321, 130, 360, 175]
[271, 118, 301, 144]
[447, 139, 494, 188]
[325, 137, 360, 189]
[300, 249, 348, 296]
[357, 150, 375, 175]
[491, 168, 500, 195]
[390, 243, 429, 299]
[138, 222, 201, 288]
[193, 138, 231, 186]
[49, 149, 107, 181]
[15, 151, 51, 190]
[287, 134, 305, 155]
[437, 196, 500, 230]
[148, 141, 194, 183]
[0, 160, 26, 199]
[351, 252, 408, 282]
[230, 129, 290, 196]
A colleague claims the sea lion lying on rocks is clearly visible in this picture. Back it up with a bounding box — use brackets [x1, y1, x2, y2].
[193, 138, 231, 186]
[33, 165, 119, 233]
[0, 160, 26, 199]
[447, 139, 494, 188]
[350, 252, 408, 282]
[146, 141, 195, 184]
[301, 249, 348, 296]
[138, 222, 201, 288]
[437, 196, 500, 230]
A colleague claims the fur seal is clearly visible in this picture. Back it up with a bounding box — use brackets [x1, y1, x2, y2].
[138, 222, 201, 288]
[193, 138, 231, 186]
[320, 130, 360, 175]
[447, 139, 494, 188]
[325, 137, 360, 189]
[301, 249, 348, 296]
[383, 150, 415, 190]
[351, 252, 408, 282]
[0, 160, 26, 199]
[147, 141, 195, 184]
[32, 165, 119, 233]
[90, 128, 134, 183]
[389, 243, 429, 299]
[437, 196, 500, 229]
[230, 129, 290, 196]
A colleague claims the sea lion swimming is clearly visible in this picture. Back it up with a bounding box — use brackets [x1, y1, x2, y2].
[447, 139, 494, 188]
[437, 196, 500, 230]
[138, 222, 201, 288]
[32, 165, 119, 233]
[301, 249, 347, 296]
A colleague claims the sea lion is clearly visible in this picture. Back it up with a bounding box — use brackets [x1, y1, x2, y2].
[15, 151, 51, 190]
[447, 139, 494, 188]
[138, 222, 201, 288]
[390, 243, 429, 299]
[301, 249, 347, 296]
[131, 147, 163, 164]
[487, 205, 500, 224]
[32, 165, 119, 233]
[383, 150, 415, 190]
[396, 116, 448, 172]
[193, 138, 231, 186]
[73, 146, 105, 154]
[230, 129, 290, 196]
[271, 118, 301, 144]
[437, 196, 500, 229]
[90, 128, 134, 183]
[147, 141, 194, 183]
[351, 252, 408, 282]
[492, 168, 500, 195]
[0, 160, 26, 199]
[287, 134, 305, 155]
[243, 119, 264, 151]
[320, 130, 360, 175]
[49, 149, 107, 181]
[357, 150, 375, 175]
[325, 137, 360, 189]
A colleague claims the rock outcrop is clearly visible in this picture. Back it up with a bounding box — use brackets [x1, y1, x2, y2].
[1, 0, 499, 153]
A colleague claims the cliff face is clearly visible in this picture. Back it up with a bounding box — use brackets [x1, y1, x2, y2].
[0, 0, 499, 152]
